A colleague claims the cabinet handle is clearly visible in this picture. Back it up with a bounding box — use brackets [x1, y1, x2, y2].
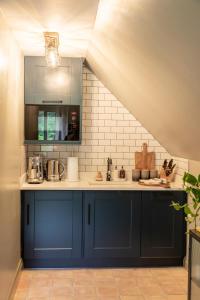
[27, 204, 30, 225]
[42, 100, 63, 104]
[88, 204, 91, 225]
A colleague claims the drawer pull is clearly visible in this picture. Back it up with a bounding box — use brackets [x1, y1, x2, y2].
[42, 100, 63, 104]
[88, 204, 91, 225]
[27, 204, 30, 225]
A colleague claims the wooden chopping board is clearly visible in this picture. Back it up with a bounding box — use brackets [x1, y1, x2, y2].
[135, 143, 155, 170]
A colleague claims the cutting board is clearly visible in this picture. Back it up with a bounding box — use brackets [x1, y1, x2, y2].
[135, 143, 155, 170]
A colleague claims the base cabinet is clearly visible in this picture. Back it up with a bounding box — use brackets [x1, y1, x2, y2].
[21, 190, 186, 268]
[22, 191, 82, 262]
[141, 191, 186, 259]
[84, 191, 140, 258]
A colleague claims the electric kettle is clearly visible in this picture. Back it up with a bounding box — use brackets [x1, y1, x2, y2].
[46, 160, 65, 182]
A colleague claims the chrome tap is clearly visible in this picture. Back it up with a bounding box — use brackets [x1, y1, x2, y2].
[106, 157, 112, 181]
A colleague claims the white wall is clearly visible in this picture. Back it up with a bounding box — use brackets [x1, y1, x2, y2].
[0, 14, 24, 300]
[87, 0, 200, 161]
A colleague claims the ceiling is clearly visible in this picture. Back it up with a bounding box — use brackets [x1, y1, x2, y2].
[0, 0, 200, 161]
[0, 0, 99, 56]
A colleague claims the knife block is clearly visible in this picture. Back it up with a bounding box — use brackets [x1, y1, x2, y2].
[160, 167, 175, 182]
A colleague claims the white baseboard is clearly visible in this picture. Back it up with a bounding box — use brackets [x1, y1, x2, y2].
[9, 259, 23, 300]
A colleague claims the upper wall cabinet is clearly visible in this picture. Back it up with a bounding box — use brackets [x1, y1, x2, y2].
[25, 56, 82, 105]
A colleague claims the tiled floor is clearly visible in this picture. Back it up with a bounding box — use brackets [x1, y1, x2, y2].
[14, 267, 188, 300]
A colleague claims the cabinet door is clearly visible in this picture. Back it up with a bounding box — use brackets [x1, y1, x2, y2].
[84, 191, 141, 258]
[23, 191, 82, 259]
[141, 191, 186, 258]
[25, 57, 82, 105]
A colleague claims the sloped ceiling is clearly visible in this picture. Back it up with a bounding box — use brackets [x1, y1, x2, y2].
[0, 0, 200, 160]
[86, 0, 200, 161]
[0, 0, 99, 56]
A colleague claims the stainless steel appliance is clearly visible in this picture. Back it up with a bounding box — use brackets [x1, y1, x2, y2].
[46, 159, 65, 181]
[27, 156, 44, 184]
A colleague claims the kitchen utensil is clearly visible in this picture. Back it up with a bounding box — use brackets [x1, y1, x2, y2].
[27, 156, 43, 184]
[160, 159, 176, 182]
[46, 159, 65, 181]
[135, 143, 155, 170]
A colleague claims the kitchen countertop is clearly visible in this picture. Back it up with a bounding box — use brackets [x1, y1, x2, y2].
[20, 176, 184, 191]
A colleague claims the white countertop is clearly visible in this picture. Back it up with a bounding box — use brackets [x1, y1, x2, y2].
[20, 175, 184, 191]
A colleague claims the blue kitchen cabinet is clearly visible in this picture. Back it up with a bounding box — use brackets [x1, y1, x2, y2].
[25, 56, 82, 105]
[84, 191, 141, 258]
[21, 190, 186, 268]
[141, 191, 186, 261]
[22, 191, 82, 263]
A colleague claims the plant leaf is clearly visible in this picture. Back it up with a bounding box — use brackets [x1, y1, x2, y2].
[183, 172, 198, 186]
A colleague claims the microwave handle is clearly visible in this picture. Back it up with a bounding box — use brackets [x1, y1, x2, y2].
[42, 100, 63, 104]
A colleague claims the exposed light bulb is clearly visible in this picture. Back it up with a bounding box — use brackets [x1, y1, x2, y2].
[44, 32, 60, 68]
[45, 47, 60, 68]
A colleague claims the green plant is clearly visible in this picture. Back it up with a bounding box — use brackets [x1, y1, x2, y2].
[171, 172, 200, 230]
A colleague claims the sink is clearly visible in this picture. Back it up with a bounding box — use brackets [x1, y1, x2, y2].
[88, 181, 133, 185]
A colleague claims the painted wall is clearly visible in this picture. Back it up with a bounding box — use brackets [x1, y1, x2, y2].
[27, 67, 188, 182]
[189, 160, 200, 176]
[87, 0, 200, 161]
[0, 14, 24, 300]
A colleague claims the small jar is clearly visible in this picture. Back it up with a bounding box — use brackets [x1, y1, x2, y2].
[150, 169, 158, 179]
[132, 169, 141, 181]
[141, 169, 150, 180]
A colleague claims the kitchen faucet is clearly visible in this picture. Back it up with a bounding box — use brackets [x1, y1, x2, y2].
[106, 157, 112, 181]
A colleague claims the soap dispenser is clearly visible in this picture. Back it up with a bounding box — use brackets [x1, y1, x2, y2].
[119, 166, 126, 179]
[113, 166, 119, 181]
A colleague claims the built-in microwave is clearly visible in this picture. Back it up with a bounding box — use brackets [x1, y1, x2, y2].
[25, 105, 80, 143]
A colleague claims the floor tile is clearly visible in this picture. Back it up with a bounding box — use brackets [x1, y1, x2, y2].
[96, 286, 119, 297]
[140, 284, 165, 297]
[74, 285, 96, 296]
[119, 286, 142, 296]
[14, 267, 188, 300]
[28, 286, 50, 298]
[51, 286, 74, 297]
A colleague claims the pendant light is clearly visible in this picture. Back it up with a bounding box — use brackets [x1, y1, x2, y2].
[44, 32, 60, 67]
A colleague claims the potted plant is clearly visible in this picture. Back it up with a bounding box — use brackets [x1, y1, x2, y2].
[171, 172, 200, 231]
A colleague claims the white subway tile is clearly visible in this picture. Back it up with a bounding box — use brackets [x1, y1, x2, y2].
[111, 139, 124, 146]
[111, 126, 124, 133]
[27, 67, 185, 175]
[105, 133, 116, 140]
[99, 140, 111, 146]
[92, 146, 105, 152]
[117, 120, 129, 127]
[112, 113, 124, 120]
[99, 100, 112, 107]
[41, 145, 53, 152]
[99, 127, 111, 133]
[105, 120, 117, 127]
[105, 146, 116, 153]
[99, 113, 111, 120]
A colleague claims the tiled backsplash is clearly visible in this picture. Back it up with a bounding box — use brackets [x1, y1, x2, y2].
[26, 67, 188, 181]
